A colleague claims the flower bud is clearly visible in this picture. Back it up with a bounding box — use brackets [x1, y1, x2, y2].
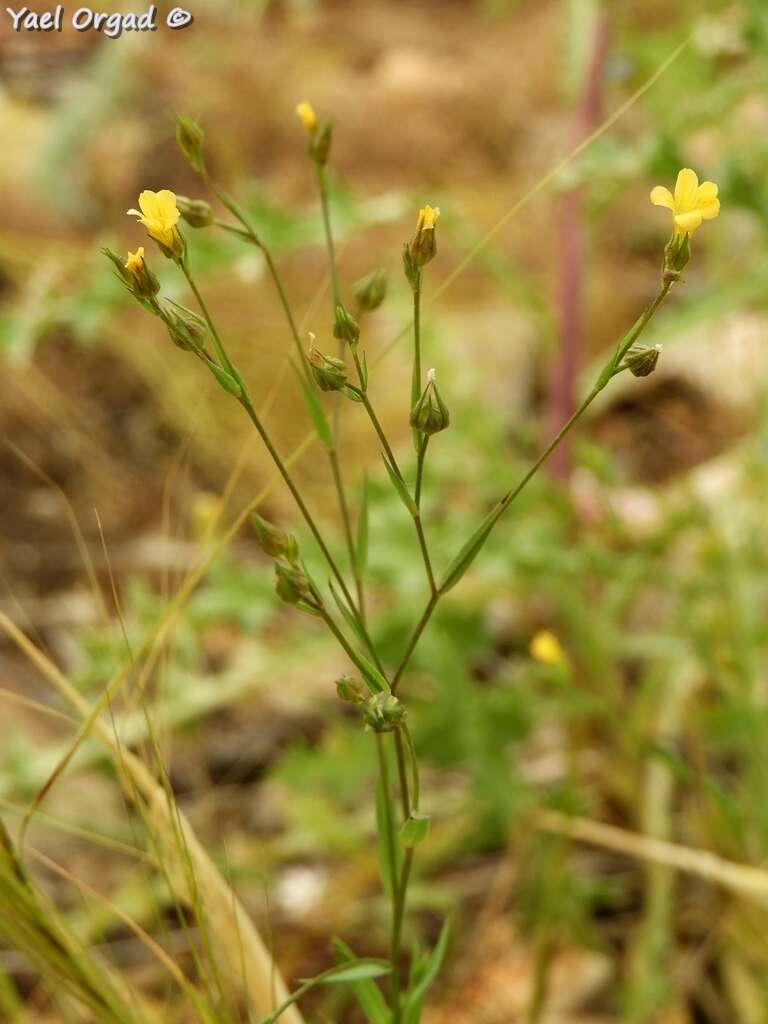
[406, 205, 440, 272]
[309, 345, 347, 392]
[353, 268, 388, 314]
[623, 344, 662, 378]
[274, 560, 313, 606]
[295, 101, 317, 133]
[363, 692, 406, 733]
[162, 300, 207, 351]
[410, 369, 450, 436]
[123, 246, 160, 300]
[311, 120, 333, 166]
[662, 232, 690, 283]
[251, 513, 298, 562]
[333, 304, 360, 346]
[336, 676, 364, 704]
[176, 115, 205, 174]
[176, 196, 214, 228]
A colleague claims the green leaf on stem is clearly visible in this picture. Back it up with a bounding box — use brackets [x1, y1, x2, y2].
[439, 502, 501, 593]
[400, 812, 430, 849]
[381, 452, 418, 517]
[206, 360, 242, 397]
[332, 939, 392, 1024]
[357, 652, 389, 694]
[329, 577, 368, 649]
[402, 919, 451, 1023]
[292, 362, 332, 448]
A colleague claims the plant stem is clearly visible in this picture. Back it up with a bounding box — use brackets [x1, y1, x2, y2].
[415, 435, 429, 510]
[208, 179, 363, 619]
[391, 282, 673, 691]
[376, 734, 402, 1022]
[351, 353, 437, 595]
[410, 282, 422, 452]
[314, 163, 341, 309]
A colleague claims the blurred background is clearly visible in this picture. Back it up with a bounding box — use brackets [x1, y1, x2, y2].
[2, 0, 768, 1020]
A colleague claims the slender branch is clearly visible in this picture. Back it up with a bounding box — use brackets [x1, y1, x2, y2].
[392, 282, 674, 691]
[315, 163, 341, 309]
[375, 734, 402, 1021]
[410, 282, 422, 452]
[415, 435, 429, 510]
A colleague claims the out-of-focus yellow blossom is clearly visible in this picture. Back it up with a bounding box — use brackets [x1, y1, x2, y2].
[295, 101, 317, 132]
[650, 168, 720, 236]
[127, 190, 181, 249]
[529, 630, 566, 666]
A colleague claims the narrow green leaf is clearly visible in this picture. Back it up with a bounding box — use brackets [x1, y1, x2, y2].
[403, 919, 450, 1021]
[381, 452, 417, 517]
[357, 652, 389, 694]
[316, 962, 391, 985]
[207, 361, 242, 397]
[356, 474, 370, 574]
[439, 502, 501, 593]
[292, 362, 332, 448]
[329, 577, 368, 648]
[332, 939, 392, 1024]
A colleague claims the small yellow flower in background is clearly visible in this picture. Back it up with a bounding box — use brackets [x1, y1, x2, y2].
[530, 629, 566, 667]
[127, 189, 181, 249]
[295, 101, 317, 133]
[124, 246, 145, 274]
[650, 168, 720, 236]
[416, 205, 440, 232]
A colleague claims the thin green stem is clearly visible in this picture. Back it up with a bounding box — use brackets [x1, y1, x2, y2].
[375, 734, 402, 1021]
[393, 729, 411, 821]
[411, 283, 422, 451]
[415, 435, 429, 510]
[351, 352, 437, 595]
[392, 283, 674, 691]
[315, 163, 341, 309]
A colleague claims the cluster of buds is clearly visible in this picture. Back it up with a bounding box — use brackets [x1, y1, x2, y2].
[410, 369, 450, 436]
[403, 205, 439, 289]
[353, 268, 388, 315]
[363, 692, 406, 732]
[251, 513, 321, 615]
[296, 100, 332, 166]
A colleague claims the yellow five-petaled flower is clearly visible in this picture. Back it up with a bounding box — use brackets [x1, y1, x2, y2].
[127, 190, 181, 249]
[650, 168, 720, 236]
[295, 101, 317, 133]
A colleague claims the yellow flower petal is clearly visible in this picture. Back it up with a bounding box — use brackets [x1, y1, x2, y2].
[674, 209, 703, 233]
[650, 186, 674, 209]
[674, 168, 699, 206]
[530, 630, 566, 666]
[295, 101, 317, 132]
[700, 198, 720, 221]
[696, 181, 719, 203]
[124, 246, 145, 272]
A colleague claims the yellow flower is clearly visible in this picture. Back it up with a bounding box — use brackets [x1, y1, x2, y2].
[416, 205, 440, 232]
[124, 246, 145, 273]
[295, 101, 317, 133]
[127, 189, 181, 249]
[529, 630, 566, 667]
[650, 168, 720, 236]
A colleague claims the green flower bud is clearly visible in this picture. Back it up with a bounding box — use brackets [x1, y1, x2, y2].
[363, 692, 406, 733]
[410, 369, 450, 436]
[104, 247, 160, 306]
[333, 304, 360, 346]
[274, 560, 312, 606]
[311, 120, 333, 165]
[662, 232, 690, 283]
[353, 268, 388, 314]
[623, 344, 662, 378]
[309, 345, 347, 392]
[176, 115, 205, 174]
[251, 513, 298, 562]
[162, 300, 207, 351]
[336, 676, 364, 704]
[176, 196, 214, 228]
